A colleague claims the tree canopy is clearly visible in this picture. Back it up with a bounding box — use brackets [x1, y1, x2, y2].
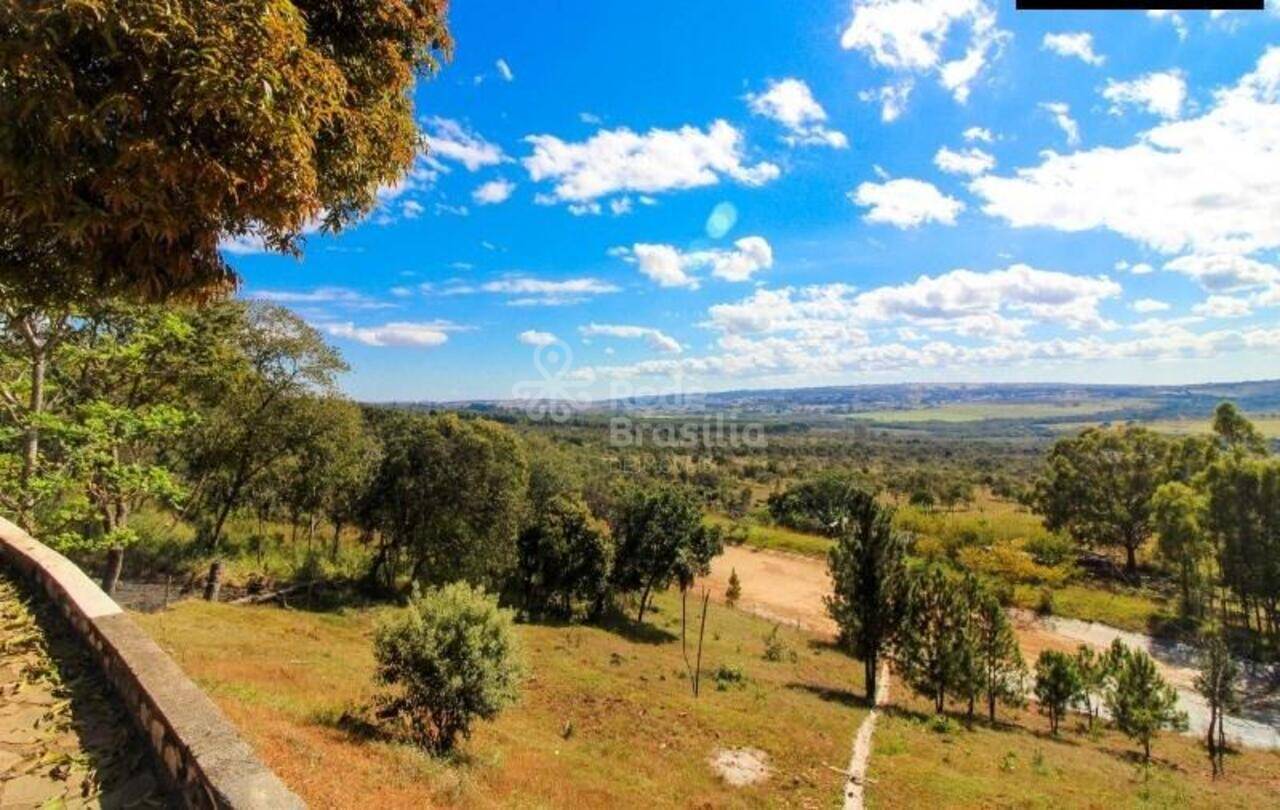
[0, 0, 452, 300]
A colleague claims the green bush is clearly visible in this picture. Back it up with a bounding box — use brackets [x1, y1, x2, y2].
[1023, 533, 1076, 567]
[373, 582, 525, 754]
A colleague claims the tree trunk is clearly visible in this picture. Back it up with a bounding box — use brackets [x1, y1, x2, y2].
[203, 559, 223, 601]
[864, 653, 878, 705]
[987, 689, 996, 723]
[1125, 543, 1138, 577]
[636, 580, 654, 624]
[101, 547, 124, 595]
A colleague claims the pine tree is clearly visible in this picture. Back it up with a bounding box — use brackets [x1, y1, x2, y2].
[1034, 650, 1083, 735]
[895, 565, 970, 714]
[825, 489, 910, 703]
[970, 584, 1026, 723]
[725, 568, 742, 608]
[1194, 634, 1240, 778]
[1106, 643, 1188, 761]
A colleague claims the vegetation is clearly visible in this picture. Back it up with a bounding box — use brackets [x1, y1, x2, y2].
[1105, 641, 1187, 762]
[373, 583, 525, 754]
[0, 0, 452, 299]
[1033, 650, 1082, 736]
[1195, 633, 1241, 777]
[825, 488, 910, 702]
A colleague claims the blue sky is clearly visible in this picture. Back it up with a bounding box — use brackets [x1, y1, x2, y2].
[225, 2, 1280, 402]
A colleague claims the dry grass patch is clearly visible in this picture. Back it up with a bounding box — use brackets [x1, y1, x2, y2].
[134, 588, 869, 808]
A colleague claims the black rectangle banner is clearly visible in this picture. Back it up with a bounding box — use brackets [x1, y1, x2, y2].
[1017, 0, 1262, 8]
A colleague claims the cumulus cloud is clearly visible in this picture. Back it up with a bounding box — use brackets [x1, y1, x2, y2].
[747, 78, 848, 148]
[1102, 70, 1187, 119]
[1132, 298, 1171, 313]
[1040, 102, 1081, 145]
[324, 320, 460, 348]
[496, 59, 514, 82]
[842, 0, 1007, 116]
[619, 236, 775, 289]
[472, 178, 515, 205]
[518, 330, 557, 347]
[1042, 32, 1105, 66]
[423, 118, 507, 171]
[522, 120, 780, 206]
[963, 126, 995, 143]
[562, 266, 1261, 385]
[1163, 254, 1280, 292]
[973, 49, 1280, 258]
[859, 81, 914, 123]
[1193, 295, 1253, 318]
[934, 146, 995, 176]
[580, 323, 683, 354]
[851, 178, 963, 228]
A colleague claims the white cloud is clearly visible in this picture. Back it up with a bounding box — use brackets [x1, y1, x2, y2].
[934, 146, 995, 176]
[522, 120, 779, 205]
[963, 126, 994, 143]
[1163, 254, 1280, 292]
[423, 117, 506, 171]
[1147, 10, 1188, 41]
[622, 236, 775, 289]
[441, 276, 621, 306]
[973, 49, 1280, 258]
[1132, 298, 1171, 313]
[747, 78, 848, 148]
[859, 81, 914, 122]
[580, 323, 683, 354]
[518, 330, 557, 347]
[1042, 32, 1105, 66]
[1040, 101, 1080, 145]
[851, 178, 963, 228]
[1102, 70, 1187, 119]
[246, 287, 392, 309]
[842, 0, 1007, 113]
[472, 178, 515, 205]
[1193, 295, 1253, 318]
[325, 321, 459, 348]
[496, 59, 514, 82]
[967, 48, 1280, 257]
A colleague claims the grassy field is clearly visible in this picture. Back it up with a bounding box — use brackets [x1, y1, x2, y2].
[706, 513, 831, 558]
[870, 689, 1280, 809]
[134, 588, 869, 808]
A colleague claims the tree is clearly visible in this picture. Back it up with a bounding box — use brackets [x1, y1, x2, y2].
[1073, 645, 1114, 731]
[610, 486, 722, 624]
[184, 304, 347, 554]
[1106, 643, 1187, 761]
[895, 565, 971, 714]
[970, 583, 1025, 723]
[1212, 402, 1268, 456]
[0, 1, 452, 300]
[1200, 454, 1280, 637]
[767, 470, 868, 537]
[516, 495, 612, 619]
[1194, 633, 1240, 777]
[725, 568, 742, 608]
[1034, 650, 1083, 735]
[825, 489, 910, 703]
[373, 582, 524, 754]
[1151, 481, 1213, 618]
[1033, 425, 1170, 575]
[361, 410, 529, 591]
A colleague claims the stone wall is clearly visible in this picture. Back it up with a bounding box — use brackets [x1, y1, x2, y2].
[0, 516, 305, 809]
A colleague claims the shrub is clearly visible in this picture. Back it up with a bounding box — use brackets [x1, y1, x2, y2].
[1023, 533, 1076, 567]
[374, 582, 525, 754]
[713, 664, 748, 690]
[762, 624, 794, 662]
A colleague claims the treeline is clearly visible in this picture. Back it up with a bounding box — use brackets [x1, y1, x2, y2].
[0, 299, 722, 623]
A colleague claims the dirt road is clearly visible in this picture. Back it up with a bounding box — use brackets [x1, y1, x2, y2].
[698, 544, 1280, 750]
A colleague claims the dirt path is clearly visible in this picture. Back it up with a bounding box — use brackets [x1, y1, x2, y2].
[841, 663, 889, 810]
[0, 569, 169, 808]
